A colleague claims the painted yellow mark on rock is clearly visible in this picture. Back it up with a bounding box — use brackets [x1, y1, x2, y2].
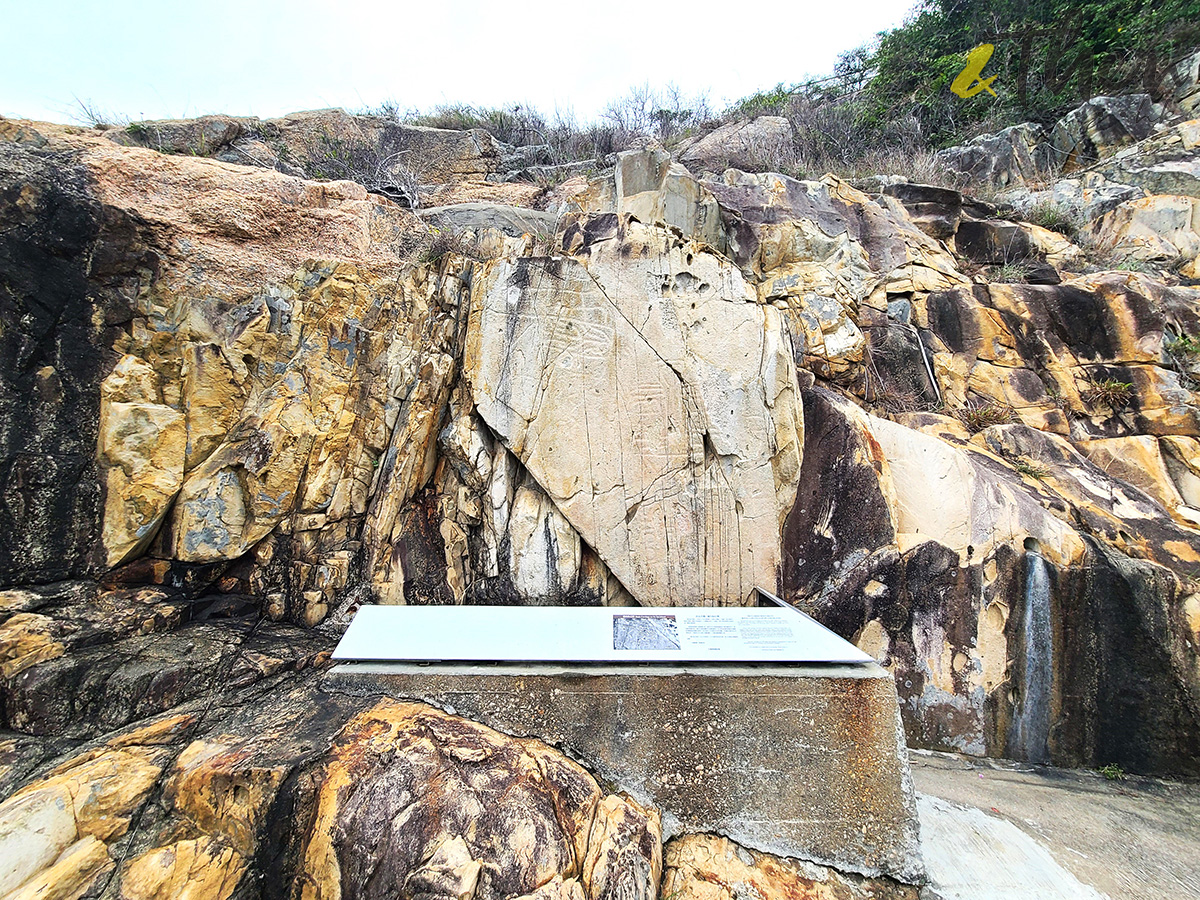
[951, 44, 999, 98]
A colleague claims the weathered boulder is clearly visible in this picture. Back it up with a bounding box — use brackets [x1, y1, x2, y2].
[1088, 193, 1200, 264]
[1050, 95, 1167, 172]
[937, 95, 1172, 190]
[1002, 172, 1146, 223]
[613, 149, 724, 249]
[922, 274, 1200, 437]
[705, 171, 966, 307]
[933, 123, 1055, 188]
[108, 115, 245, 156]
[677, 116, 793, 174]
[297, 699, 661, 900]
[955, 218, 1038, 266]
[293, 109, 503, 184]
[569, 149, 726, 251]
[979, 424, 1200, 576]
[419, 202, 559, 239]
[119, 837, 247, 900]
[111, 109, 505, 205]
[661, 833, 917, 900]
[1086, 119, 1200, 200]
[1164, 48, 1200, 116]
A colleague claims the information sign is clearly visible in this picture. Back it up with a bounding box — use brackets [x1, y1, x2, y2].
[332, 601, 872, 664]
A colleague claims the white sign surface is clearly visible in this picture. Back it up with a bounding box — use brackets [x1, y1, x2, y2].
[332, 604, 873, 664]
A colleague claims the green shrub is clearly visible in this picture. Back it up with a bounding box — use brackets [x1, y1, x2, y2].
[1013, 459, 1051, 480]
[1081, 378, 1134, 410]
[1113, 255, 1157, 273]
[1026, 200, 1080, 237]
[420, 226, 483, 265]
[1165, 331, 1199, 357]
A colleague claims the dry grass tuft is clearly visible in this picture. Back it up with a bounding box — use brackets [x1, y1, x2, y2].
[957, 400, 1018, 433]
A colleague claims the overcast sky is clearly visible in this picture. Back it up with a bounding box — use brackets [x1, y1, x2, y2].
[3, 1, 917, 126]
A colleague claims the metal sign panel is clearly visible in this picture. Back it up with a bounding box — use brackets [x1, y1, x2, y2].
[332, 602, 873, 664]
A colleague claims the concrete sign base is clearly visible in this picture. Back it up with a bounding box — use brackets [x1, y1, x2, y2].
[323, 661, 924, 884]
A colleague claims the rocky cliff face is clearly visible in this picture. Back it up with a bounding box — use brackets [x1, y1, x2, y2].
[1, 88, 1200, 898]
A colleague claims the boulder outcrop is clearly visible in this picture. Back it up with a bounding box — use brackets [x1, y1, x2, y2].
[677, 116, 793, 175]
[1049, 95, 1167, 172]
[1165, 48, 1200, 117]
[934, 123, 1056, 189]
[1088, 118, 1200, 199]
[109, 109, 504, 204]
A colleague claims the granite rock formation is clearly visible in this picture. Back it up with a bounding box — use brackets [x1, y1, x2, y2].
[3, 89, 1200, 899]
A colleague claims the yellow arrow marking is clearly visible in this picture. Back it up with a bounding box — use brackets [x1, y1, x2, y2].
[951, 43, 999, 98]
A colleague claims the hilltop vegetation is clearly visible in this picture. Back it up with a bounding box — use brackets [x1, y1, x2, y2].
[856, 0, 1200, 144]
[363, 0, 1200, 180]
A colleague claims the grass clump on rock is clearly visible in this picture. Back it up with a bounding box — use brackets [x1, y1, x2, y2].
[1081, 379, 1134, 410]
[1026, 200, 1080, 238]
[957, 400, 1018, 433]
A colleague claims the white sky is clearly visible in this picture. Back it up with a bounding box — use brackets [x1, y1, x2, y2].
[2, 0, 917, 126]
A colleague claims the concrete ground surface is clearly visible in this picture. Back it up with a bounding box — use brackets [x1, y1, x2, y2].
[911, 750, 1200, 900]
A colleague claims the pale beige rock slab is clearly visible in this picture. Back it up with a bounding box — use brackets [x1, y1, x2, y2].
[864, 412, 1086, 567]
[509, 479, 582, 598]
[1090, 193, 1200, 262]
[613, 149, 725, 250]
[180, 342, 246, 471]
[0, 836, 112, 900]
[169, 370, 316, 562]
[97, 356, 188, 567]
[1161, 436, 1200, 509]
[1079, 435, 1200, 527]
[917, 795, 1104, 900]
[466, 220, 803, 606]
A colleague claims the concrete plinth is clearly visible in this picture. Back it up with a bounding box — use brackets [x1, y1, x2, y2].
[322, 662, 923, 884]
